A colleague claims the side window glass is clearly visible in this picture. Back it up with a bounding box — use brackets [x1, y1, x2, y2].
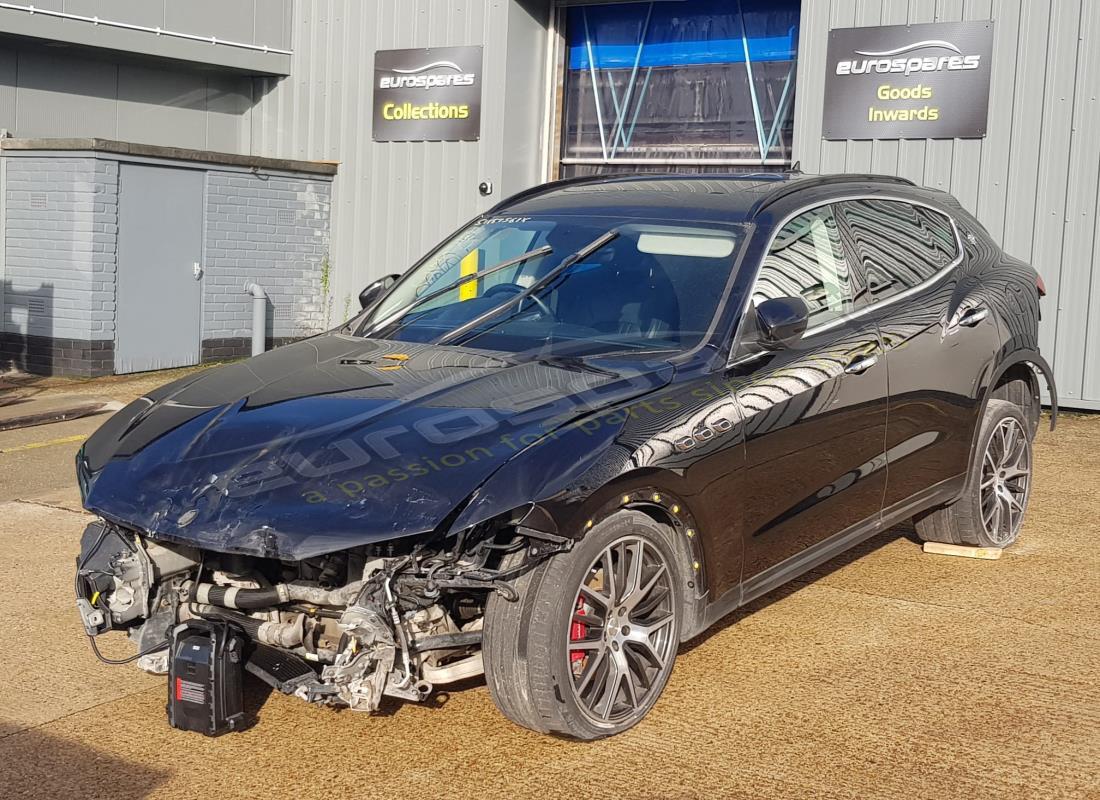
[839, 199, 958, 299]
[754, 206, 854, 328]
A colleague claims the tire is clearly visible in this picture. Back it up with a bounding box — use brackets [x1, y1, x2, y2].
[483, 511, 683, 739]
[915, 399, 1034, 548]
[992, 376, 1040, 440]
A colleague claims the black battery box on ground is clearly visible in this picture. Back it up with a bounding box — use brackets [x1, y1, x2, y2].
[167, 619, 246, 736]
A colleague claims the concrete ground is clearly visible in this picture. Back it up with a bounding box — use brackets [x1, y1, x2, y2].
[0, 364, 220, 432]
[0, 399, 1097, 799]
[0, 363, 216, 406]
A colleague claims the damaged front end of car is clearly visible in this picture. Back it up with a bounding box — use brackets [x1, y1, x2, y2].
[75, 505, 569, 718]
[70, 333, 675, 733]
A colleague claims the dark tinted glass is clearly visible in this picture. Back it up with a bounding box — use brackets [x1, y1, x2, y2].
[754, 206, 854, 328]
[839, 199, 958, 298]
[560, 0, 800, 175]
[356, 216, 745, 356]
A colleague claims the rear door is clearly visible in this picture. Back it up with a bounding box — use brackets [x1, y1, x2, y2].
[733, 204, 889, 583]
[835, 197, 1001, 510]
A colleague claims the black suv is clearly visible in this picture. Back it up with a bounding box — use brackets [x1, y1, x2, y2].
[76, 173, 1056, 739]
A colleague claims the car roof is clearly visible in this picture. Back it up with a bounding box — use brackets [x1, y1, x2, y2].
[491, 172, 920, 224]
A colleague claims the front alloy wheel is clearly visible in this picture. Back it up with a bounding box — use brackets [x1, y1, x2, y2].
[483, 511, 683, 739]
[568, 536, 677, 726]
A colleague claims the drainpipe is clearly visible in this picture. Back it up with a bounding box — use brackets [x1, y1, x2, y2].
[244, 283, 267, 356]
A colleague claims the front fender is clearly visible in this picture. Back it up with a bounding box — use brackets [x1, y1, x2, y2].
[447, 415, 627, 535]
[447, 416, 714, 641]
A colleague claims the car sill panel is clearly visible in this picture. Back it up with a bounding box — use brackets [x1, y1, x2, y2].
[700, 473, 966, 631]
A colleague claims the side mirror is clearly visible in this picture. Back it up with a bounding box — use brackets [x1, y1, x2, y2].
[755, 296, 809, 350]
[359, 274, 399, 310]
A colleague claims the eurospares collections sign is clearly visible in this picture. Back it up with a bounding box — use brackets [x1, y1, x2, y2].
[824, 21, 994, 140]
[373, 46, 482, 142]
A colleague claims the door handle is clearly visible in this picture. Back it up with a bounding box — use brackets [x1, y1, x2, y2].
[957, 306, 988, 328]
[844, 353, 879, 375]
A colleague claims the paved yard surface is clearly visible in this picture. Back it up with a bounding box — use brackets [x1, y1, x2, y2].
[0, 364, 217, 407]
[0, 404, 1097, 800]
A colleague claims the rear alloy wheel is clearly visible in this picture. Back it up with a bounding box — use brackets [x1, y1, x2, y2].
[978, 416, 1032, 545]
[483, 511, 683, 739]
[916, 399, 1034, 548]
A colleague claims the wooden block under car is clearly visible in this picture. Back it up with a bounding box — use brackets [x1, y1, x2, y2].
[922, 541, 1003, 560]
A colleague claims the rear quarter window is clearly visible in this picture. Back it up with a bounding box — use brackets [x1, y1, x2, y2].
[839, 199, 959, 299]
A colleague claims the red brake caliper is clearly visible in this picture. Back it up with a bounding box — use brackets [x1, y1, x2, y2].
[570, 597, 587, 665]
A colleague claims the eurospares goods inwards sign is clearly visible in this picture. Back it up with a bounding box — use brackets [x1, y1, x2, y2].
[824, 21, 993, 140]
[373, 46, 482, 142]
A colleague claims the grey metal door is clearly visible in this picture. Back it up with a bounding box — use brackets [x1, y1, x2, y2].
[115, 164, 204, 374]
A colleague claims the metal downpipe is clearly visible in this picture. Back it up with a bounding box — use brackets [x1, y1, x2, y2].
[244, 283, 268, 356]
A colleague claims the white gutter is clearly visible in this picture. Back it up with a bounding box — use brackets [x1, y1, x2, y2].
[0, 2, 293, 55]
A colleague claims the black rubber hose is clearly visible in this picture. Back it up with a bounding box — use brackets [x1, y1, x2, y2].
[195, 583, 283, 610]
[194, 606, 262, 637]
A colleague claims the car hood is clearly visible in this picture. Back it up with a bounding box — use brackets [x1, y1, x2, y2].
[81, 334, 673, 559]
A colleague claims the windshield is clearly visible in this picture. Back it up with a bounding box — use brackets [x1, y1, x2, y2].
[350, 214, 746, 357]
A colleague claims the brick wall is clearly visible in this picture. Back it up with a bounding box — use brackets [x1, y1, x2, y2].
[204, 171, 331, 347]
[2, 154, 333, 376]
[2, 157, 118, 343]
[1, 156, 118, 375]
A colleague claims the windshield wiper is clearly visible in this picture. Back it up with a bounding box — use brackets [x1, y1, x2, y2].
[533, 354, 620, 379]
[436, 229, 620, 347]
[361, 244, 554, 337]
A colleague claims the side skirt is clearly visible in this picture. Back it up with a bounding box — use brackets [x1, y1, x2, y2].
[699, 473, 966, 631]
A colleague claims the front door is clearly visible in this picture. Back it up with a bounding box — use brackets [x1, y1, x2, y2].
[115, 163, 204, 374]
[732, 204, 889, 583]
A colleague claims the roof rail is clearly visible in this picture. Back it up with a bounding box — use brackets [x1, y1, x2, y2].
[749, 173, 917, 217]
[485, 170, 778, 215]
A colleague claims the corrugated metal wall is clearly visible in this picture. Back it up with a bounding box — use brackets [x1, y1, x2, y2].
[248, 0, 550, 316]
[0, 45, 254, 152]
[0, 0, 292, 73]
[793, 0, 1100, 410]
[0, 0, 291, 49]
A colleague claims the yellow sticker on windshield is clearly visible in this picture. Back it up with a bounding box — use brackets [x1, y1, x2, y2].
[459, 250, 479, 301]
